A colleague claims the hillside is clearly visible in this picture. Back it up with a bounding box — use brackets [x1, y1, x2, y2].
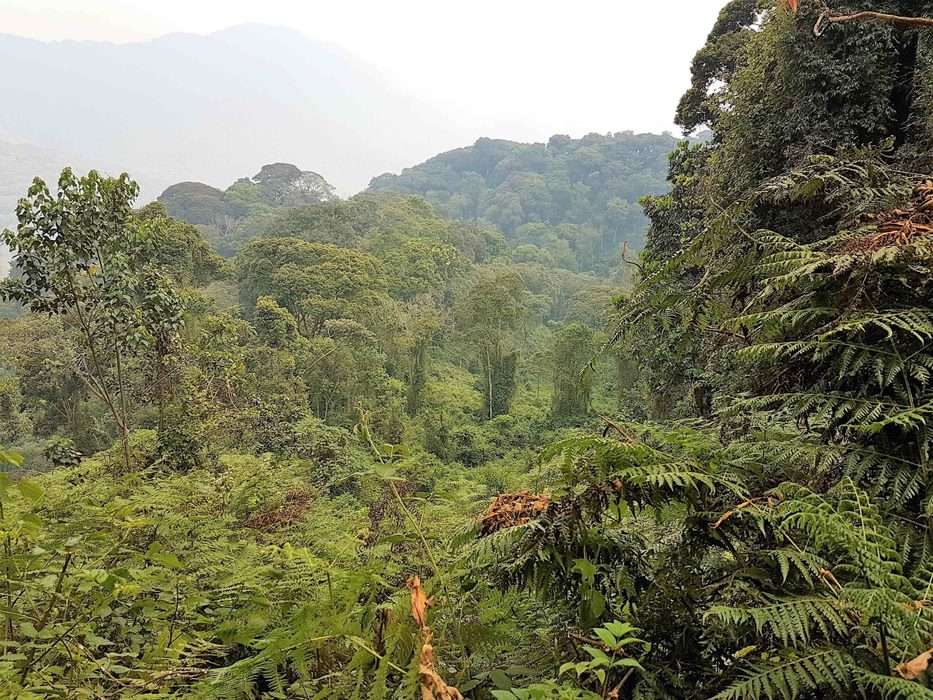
[157, 162, 340, 256]
[6, 2, 933, 699]
[369, 131, 686, 271]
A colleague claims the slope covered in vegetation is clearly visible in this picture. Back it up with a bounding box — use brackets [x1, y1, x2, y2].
[4, 1, 933, 699]
[369, 132, 684, 273]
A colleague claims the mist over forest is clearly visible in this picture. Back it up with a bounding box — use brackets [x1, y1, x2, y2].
[4, 2, 933, 698]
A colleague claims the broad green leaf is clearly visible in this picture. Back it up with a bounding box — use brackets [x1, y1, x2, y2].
[490, 669, 511, 690]
[573, 558, 597, 584]
[17, 479, 44, 502]
[593, 627, 617, 648]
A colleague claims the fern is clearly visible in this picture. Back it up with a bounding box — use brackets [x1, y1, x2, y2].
[706, 596, 849, 646]
[857, 671, 933, 700]
[712, 648, 853, 700]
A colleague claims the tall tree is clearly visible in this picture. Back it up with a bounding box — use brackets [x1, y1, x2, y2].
[0, 169, 181, 470]
[550, 323, 596, 417]
[456, 271, 529, 419]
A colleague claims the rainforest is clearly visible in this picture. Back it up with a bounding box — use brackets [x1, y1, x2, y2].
[4, 1, 933, 698]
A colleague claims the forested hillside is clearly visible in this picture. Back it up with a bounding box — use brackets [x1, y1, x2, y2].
[162, 132, 685, 275]
[158, 163, 339, 256]
[369, 132, 684, 272]
[4, 1, 933, 699]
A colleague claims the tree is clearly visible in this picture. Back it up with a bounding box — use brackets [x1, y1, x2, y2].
[809, 2, 933, 34]
[369, 132, 681, 265]
[0, 169, 181, 470]
[235, 237, 387, 336]
[550, 323, 595, 417]
[248, 163, 337, 206]
[456, 271, 529, 419]
[136, 202, 228, 287]
[253, 296, 299, 349]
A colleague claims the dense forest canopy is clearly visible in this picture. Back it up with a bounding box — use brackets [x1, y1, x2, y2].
[4, 1, 933, 699]
[157, 163, 339, 256]
[158, 131, 690, 276]
[369, 132, 692, 270]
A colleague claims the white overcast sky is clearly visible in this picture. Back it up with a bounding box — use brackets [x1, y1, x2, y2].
[0, 0, 726, 141]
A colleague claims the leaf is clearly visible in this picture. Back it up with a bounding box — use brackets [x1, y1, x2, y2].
[589, 589, 606, 618]
[490, 670, 511, 690]
[17, 479, 44, 503]
[147, 545, 182, 570]
[785, 0, 798, 11]
[593, 627, 617, 648]
[372, 463, 398, 480]
[573, 558, 597, 584]
[735, 645, 758, 659]
[458, 679, 483, 693]
[1, 450, 23, 467]
[584, 645, 611, 664]
[895, 648, 933, 680]
[406, 575, 433, 629]
[604, 621, 638, 637]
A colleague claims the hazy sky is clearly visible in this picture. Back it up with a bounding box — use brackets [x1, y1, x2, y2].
[1, 0, 725, 141]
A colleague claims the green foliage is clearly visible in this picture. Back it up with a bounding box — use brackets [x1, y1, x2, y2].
[369, 132, 691, 269]
[235, 236, 387, 336]
[456, 270, 530, 419]
[158, 163, 338, 256]
[252, 295, 299, 348]
[9, 2, 933, 697]
[550, 323, 595, 417]
[42, 436, 81, 468]
[0, 169, 183, 470]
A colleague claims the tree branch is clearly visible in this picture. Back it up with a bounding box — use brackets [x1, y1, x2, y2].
[815, 6, 933, 37]
[620, 241, 644, 274]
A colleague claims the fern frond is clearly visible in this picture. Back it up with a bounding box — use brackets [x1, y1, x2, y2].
[712, 648, 853, 700]
[856, 670, 933, 700]
[706, 596, 849, 646]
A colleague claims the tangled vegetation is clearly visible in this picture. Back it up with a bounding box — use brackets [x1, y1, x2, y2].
[4, 1, 933, 698]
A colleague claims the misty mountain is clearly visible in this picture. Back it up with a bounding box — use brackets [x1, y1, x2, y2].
[0, 140, 105, 276]
[0, 24, 468, 202]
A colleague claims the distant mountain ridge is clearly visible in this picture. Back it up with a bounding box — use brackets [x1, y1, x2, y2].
[0, 25, 467, 200]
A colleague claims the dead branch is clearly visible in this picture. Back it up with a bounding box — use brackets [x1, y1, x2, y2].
[620, 241, 644, 273]
[814, 4, 933, 36]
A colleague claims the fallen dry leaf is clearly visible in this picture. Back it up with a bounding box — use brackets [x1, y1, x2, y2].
[407, 576, 434, 630]
[896, 647, 933, 680]
[478, 492, 551, 535]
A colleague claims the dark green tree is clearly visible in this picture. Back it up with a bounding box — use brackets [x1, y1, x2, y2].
[456, 271, 529, 419]
[550, 323, 595, 417]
